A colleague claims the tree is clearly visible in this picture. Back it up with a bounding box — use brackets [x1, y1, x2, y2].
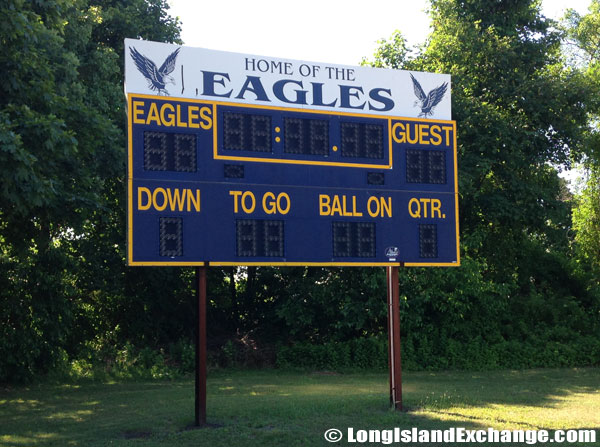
[0, 0, 181, 381]
[572, 169, 600, 279]
[361, 0, 600, 367]
[564, 1, 600, 280]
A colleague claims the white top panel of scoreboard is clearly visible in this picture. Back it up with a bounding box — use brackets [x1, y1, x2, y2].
[124, 39, 451, 120]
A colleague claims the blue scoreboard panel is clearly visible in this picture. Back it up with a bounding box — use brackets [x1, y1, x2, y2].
[127, 94, 459, 266]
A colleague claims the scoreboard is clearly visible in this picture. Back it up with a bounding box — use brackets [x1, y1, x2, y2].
[125, 40, 459, 267]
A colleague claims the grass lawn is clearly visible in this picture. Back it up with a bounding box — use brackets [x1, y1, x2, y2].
[0, 368, 598, 446]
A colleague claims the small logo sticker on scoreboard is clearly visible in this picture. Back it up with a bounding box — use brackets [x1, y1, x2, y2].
[385, 246, 399, 260]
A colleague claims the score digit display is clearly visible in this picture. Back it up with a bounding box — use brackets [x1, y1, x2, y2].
[406, 149, 446, 184]
[340, 122, 384, 159]
[125, 39, 459, 267]
[284, 118, 329, 156]
[144, 132, 197, 172]
[332, 222, 377, 258]
[223, 112, 272, 152]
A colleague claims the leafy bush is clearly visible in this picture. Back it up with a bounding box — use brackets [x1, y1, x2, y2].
[275, 334, 600, 372]
[276, 337, 387, 370]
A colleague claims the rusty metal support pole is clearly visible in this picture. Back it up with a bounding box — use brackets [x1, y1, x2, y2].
[386, 267, 393, 406]
[195, 264, 207, 426]
[386, 266, 403, 411]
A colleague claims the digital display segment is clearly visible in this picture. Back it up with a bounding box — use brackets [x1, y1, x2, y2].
[406, 149, 446, 184]
[340, 122, 384, 159]
[224, 164, 244, 179]
[367, 172, 385, 185]
[223, 112, 271, 152]
[236, 219, 284, 257]
[159, 217, 183, 257]
[419, 224, 438, 258]
[284, 117, 329, 156]
[332, 222, 376, 258]
[144, 132, 196, 172]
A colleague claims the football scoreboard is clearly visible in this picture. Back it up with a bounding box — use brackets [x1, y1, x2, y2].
[125, 39, 459, 266]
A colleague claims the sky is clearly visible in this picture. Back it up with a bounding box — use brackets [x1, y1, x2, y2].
[165, 0, 592, 186]
[167, 0, 592, 66]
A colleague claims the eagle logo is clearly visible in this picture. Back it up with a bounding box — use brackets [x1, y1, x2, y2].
[129, 46, 181, 96]
[409, 73, 448, 118]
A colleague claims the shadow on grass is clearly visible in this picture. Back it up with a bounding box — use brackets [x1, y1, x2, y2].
[0, 368, 598, 446]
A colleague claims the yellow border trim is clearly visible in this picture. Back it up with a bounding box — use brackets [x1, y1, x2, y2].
[127, 97, 134, 265]
[404, 262, 460, 267]
[126, 93, 460, 267]
[129, 261, 402, 267]
[128, 92, 456, 122]
[128, 260, 459, 267]
[211, 153, 392, 169]
[210, 98, 395, 169]
[453, 121, 461, 266]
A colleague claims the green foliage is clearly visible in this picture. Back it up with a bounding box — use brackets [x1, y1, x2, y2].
[0, 0, 181, 382]
[274, 256, 599, 371]
[275, 334, 600, 371]
[573, 168, 600, 279]
[565, 1, 600, 282]
[1, 0, 600, 383]
[57, 339, 195, 381]
[564, 0, 600, 68]
[359, 0, 600, 373]
[169, 339, 196, 373]
[275, 337, 387, 370]
[362, 30, 414, 69]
